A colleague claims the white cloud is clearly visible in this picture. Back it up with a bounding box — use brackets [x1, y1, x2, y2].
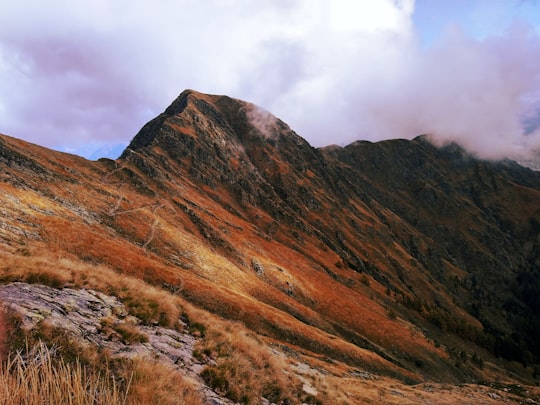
[0, 0, 539, 159]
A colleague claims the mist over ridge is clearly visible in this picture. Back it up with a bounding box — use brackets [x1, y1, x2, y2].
[1, 1, 540, 160]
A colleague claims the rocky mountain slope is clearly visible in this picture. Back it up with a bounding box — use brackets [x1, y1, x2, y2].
[1, 89, 539, 403]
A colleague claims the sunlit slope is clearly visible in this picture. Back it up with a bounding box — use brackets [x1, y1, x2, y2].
[1, 90, 539, 384]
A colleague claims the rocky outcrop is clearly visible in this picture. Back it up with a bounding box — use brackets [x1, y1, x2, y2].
[0, 282, 234, 405]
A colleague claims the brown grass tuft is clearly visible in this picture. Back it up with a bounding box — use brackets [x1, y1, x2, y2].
[0, 342, 126, 405]
[198, 325, 302, 404]
[120, 358, 204, 405]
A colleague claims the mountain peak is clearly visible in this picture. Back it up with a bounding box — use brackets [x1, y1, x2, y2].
[163, 89, 225, 116]
[163, 89, 194, 116]
[121, 89, 307, 160]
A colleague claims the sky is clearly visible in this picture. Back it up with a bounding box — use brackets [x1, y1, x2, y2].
[1, 0, 540, 160]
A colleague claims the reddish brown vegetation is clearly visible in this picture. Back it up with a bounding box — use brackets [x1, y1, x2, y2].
[1, 90, 540, 402]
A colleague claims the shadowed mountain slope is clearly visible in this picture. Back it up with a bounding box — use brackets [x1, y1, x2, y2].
[1, 90, 540, 401]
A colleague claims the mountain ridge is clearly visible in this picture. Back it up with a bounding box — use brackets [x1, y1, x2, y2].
[1, 90, 540, 403]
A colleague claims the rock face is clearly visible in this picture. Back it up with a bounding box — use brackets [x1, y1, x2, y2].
[121, 91, 324, 229]
[0, 282, 234, 405]
[0, 89, 540, 387]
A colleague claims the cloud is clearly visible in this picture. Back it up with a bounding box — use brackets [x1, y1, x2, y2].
[347, 23, 540, 158]
[0, 0, 539, 160]
[258, 5, 540, 159]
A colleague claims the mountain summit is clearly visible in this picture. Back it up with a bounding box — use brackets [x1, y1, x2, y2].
[123, 89, 308, 161]
[1, 90, 540, 403]
[121, 90, 333, 226]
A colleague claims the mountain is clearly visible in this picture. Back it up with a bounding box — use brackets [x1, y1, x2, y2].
[1, 89, 539, 404]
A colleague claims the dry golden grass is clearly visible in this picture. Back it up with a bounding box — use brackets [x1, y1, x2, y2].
[0, 246, 182, 328]
[3, 241, 535, 404]
[0, 246, 305, 403]
[0, 336, 204, 405]
[0, 342, 126, 405]
[121, 358, 204, 405]
[197, 325, 301, 404]
[1, 301, 205, 404]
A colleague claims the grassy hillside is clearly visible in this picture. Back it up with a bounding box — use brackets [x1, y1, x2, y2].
[0, 90, 539, 403]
